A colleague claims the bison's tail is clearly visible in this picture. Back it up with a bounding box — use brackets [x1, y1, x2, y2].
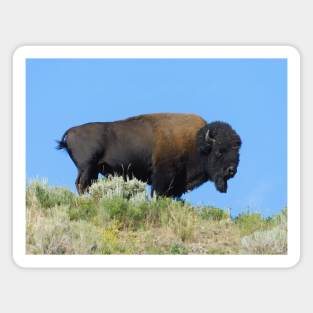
[56, 131, 68, 150]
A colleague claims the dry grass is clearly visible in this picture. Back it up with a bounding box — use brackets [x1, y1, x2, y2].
[26, 177, 287, 255]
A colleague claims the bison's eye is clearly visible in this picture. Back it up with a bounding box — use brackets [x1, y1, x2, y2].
[215, 148, 226, 159]
[215, 150, 222, 158]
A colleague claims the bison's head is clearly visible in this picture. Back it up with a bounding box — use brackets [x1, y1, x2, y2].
[197, 122, 241, 193]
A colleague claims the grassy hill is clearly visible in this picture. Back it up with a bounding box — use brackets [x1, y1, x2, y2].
[26, 176, 287, 255]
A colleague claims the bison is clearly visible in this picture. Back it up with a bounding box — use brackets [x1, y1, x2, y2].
[57, 113, 241, 197]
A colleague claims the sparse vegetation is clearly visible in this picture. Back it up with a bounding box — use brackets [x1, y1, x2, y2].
[26, 177, 287, 255]
[240, 209, 287, 254]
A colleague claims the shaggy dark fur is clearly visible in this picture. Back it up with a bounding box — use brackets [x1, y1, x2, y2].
[57, 113, 242, 197]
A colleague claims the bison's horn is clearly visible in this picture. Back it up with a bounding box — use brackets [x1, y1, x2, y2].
[205, 129, 216, 143]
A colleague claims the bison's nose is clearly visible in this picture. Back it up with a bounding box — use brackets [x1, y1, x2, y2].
[226, 166, 236, 177]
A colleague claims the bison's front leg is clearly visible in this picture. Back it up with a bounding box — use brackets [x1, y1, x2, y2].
[151, 175, 173, 197]
[151, 166, 185, 198]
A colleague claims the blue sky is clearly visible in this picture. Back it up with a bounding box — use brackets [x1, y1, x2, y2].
[26, 58, 287, 217]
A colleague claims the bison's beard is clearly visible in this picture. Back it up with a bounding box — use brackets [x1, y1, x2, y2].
[214, 176, 228, 193]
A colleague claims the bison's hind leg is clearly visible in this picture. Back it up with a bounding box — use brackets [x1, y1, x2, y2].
[75, 172, 81, 194]
[76, 165, 99, 194]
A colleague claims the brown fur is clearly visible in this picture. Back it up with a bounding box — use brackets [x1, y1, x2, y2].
[141, 113, 207, 166]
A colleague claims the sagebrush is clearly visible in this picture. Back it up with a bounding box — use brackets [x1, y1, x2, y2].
[26, 177, 287, 255]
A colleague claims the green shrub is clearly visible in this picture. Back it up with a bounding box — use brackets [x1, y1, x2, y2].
[234, 212, 273, 236]
[27, 180, 75, 211]
[98, 195, 184, 230]
[68, 197, 97, 221]
[170, 243, 188, 254]
[99, 197, 140, 228]
[200, 207, 230, 221]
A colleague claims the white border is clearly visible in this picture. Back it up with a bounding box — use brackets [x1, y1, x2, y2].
[13, 46, 300, 268]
